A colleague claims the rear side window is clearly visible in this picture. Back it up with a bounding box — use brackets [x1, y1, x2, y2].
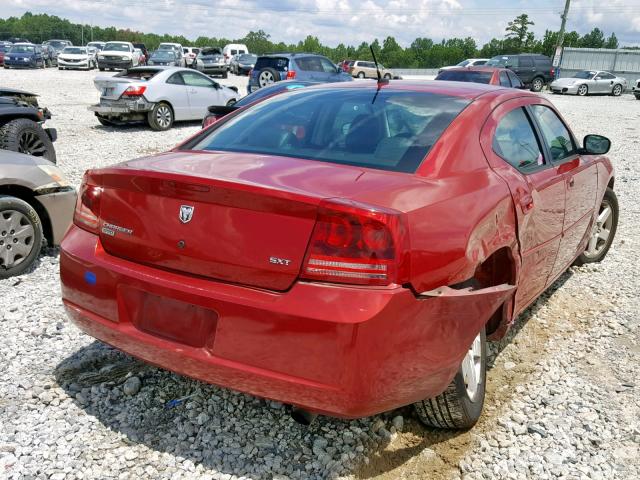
[530, 105, 576, 162]
[493, 108, 544, 173]
[507, 71, 523, 88]
[534, 57, 551, 68]
[499, 72, 510, 87]
[519, 56, 534, 67]
[189, 89, 470, 173]
[166, 72, 185, 85]
[255, 57, 289, 71]
[435, 70, 493, 84]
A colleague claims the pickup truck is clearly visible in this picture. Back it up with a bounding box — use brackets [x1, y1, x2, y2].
[97, 41, 140, 71]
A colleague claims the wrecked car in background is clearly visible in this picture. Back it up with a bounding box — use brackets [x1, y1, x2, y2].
[0, 88, 57, 163]
[0, 150, 75, 278]
[61, 81, 617, 429]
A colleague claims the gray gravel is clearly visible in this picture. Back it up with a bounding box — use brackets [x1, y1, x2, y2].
[0, 67, 638, 480]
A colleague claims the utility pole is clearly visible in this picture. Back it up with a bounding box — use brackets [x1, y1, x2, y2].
[553, 0, 571, 69]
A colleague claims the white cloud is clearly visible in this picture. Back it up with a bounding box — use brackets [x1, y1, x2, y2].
[2, 0, 638, 46]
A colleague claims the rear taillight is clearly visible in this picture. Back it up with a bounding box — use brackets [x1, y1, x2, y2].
[301, 200, 408, 286]
[286, 70, 297, 80]
[121, 85, 147, 97]
[74, 178, 102, 234]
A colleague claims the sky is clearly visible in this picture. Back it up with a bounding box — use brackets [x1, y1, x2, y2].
[3, 0, 640, 47]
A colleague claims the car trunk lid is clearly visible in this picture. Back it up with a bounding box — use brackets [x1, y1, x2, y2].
[96, 151, 368, 291]
[94, 75, 145, 100]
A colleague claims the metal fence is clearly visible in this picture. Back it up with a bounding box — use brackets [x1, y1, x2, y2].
[559, 47, 640, 87]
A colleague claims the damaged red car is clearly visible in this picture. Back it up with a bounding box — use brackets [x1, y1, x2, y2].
[60, 81, 618, 428]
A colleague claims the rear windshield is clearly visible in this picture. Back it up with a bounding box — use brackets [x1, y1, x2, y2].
[200, 48, 222, 57]
[239, 54, 257, 62]
[435, 70, 493, 84]
[104, 43, 130, 52]
[114, 69, 160, 80]
[190, 89, 470, 173]
[255, 57, 289, 70]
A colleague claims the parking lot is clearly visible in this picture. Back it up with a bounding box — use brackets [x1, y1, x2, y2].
[0, 67, 639, 480]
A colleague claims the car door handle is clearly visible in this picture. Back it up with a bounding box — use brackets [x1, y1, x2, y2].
[517, 189, 534, 214]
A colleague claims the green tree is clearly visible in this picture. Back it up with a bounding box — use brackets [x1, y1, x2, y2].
[605, 32, 619, 49]
[505, 14, 534, 49]
[580, 28, 605, 48]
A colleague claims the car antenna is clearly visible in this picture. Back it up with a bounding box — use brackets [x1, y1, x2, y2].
[370, 45, 387, 85]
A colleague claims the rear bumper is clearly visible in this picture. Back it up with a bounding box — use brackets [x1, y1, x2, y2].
[60, 226, 504, 418]
[201, 65, 226, 74]
[88, 98, 153, 115]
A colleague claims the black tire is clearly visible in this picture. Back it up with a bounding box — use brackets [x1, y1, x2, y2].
[414, 328, 487, 429]
[577, 84, 588, 96]
[0, 118, 56, 164]
[357, 71, 365, 78]
[530, 77, 544, 92]
[99, 67, 105, 71]
[635, 94, 640, 101]
[383, 73, 392, 80]
[0, 196, 43, 279]
[611, 84, 623, 97]
[96, 115, 115, 127]
[58, 67, 63, 70]
[257, 67, 280, 88]
[573, 188, 618, 266]
[222, 70, 228, 79]
[147, 102, 174, 131]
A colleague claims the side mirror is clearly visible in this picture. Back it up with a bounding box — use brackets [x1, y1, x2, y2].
[582, 134, 611, 155]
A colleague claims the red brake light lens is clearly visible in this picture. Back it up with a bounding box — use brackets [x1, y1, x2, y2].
[74, 178, 102, 234]
[286, 70, 297, 80]
[301, 200, 408, 286]
[121, 85, 147, 97]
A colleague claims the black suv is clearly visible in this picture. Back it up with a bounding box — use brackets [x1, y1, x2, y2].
[486, 54, 554, 92]
[0, 88, 57, 163]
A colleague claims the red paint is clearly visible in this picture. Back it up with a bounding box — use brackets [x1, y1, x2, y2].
[60, 81, 614, 418]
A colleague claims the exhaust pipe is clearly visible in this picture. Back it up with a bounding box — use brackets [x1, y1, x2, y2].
[291, 407, 317, 426]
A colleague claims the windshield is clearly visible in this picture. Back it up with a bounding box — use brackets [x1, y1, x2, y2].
[115, 69, 160, 81]
[45, 40, 69, 49]
[456, 60, 471, 67]
[235, 82, 314, 107]
[573, 71, 596, 79]
[9, 45, 34, 54]
[239, 54, 257, 63]
[190, 89, 470, 173]
[0, 46, 9, 53]
[486, 56, 510, 67]
[151, 51, 175, 59]
[62, 47, 86, 54]
[104, 43, 130, 52]
[435, 70, 493, 84]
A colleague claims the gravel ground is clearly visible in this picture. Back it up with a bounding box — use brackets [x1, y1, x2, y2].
[0, 68, 638, 480]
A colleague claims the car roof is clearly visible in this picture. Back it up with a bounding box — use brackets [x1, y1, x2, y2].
[304, 79, 533, 100]
[446, 66, 505, 73]
[259, 52, 324, 58]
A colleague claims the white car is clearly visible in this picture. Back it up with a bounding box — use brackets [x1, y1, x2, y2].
[222, 43, 248, 68]
[183, 47, 201, 67]
[438, 58, 489, 73]
[57, 46, 96, 70]
[88, 66, 239, 131]
[159, 43, 186, 67]
[97, 41, 139, 71]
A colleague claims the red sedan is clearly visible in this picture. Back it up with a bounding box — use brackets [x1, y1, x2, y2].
[60, 81, 618, 428]
[435, 66, 525, 89]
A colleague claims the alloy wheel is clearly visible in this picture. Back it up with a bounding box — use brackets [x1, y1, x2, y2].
[156, 106, 172, 129]
[578, 85, 588, 96]
[584, 199, 614, 259]
[0, 210, 35, 269]
[18, 131, 47, 157]
[461, 332, 483, 401]
[532, 78, 543, 91]
[612, 85, 622, 96]
[258, 71, 274, 87]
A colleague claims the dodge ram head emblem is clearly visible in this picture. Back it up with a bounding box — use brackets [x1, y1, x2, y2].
[179, 205, 195, 224]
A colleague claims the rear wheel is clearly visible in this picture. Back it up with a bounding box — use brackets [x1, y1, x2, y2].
[577, 84, 588, 96]
[222, 70, 228, 79]
[357, 71, 365, 78]
[530, 77, 544, 92]
[414, 328, 487, 429]
[383, 73, 392, 80]
[96, 115, 115, 127]
[147, 102, 174, 131]
[257, 68, 279, 87]
[0, 196, 43, 279]
[574, 188, 618, 265]
[611, 84, 623, 96]
[0, 118, 56, 164]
